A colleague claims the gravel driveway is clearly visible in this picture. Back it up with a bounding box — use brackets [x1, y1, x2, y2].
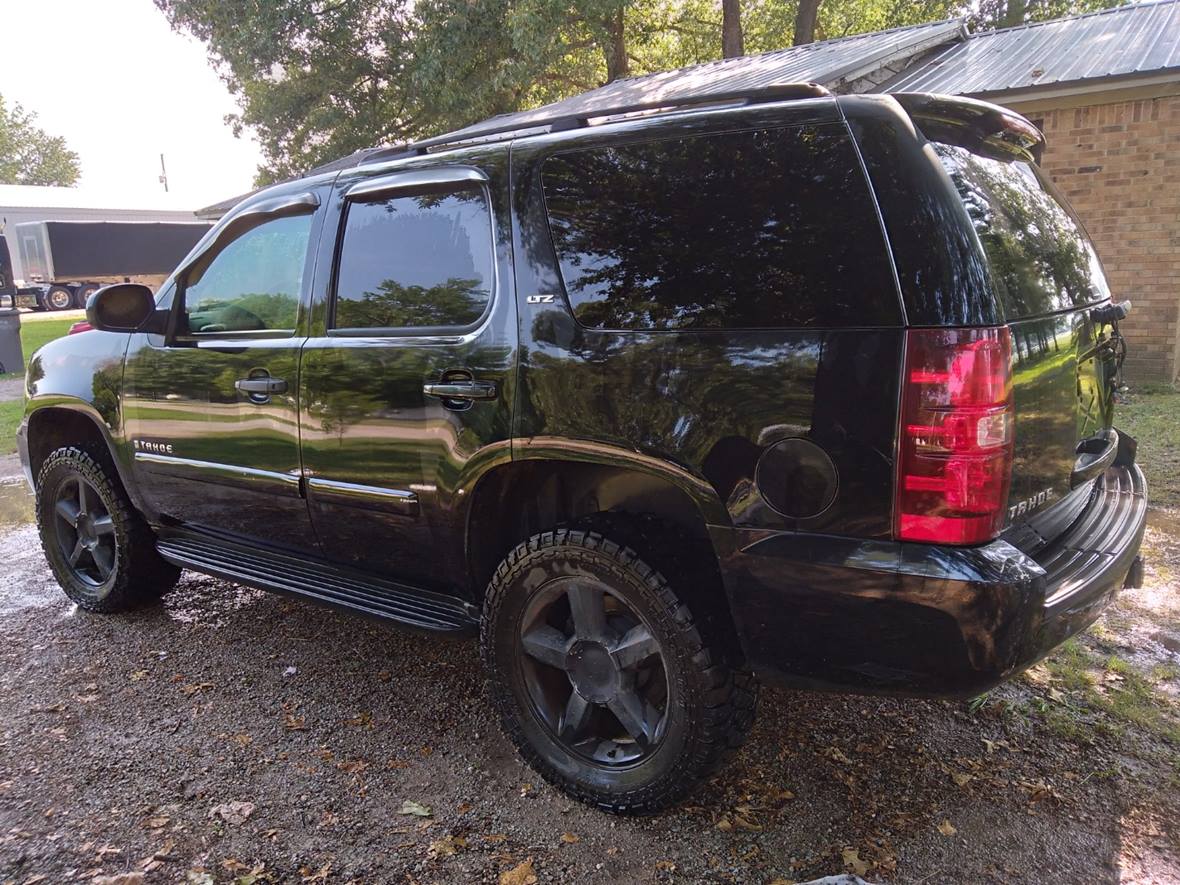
[1, 453, 1177, 884]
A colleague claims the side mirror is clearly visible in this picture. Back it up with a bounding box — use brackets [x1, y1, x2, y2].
[86, 284, 161, 333]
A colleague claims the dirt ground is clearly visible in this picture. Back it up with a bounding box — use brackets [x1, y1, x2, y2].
[0, 450, 1177, 885]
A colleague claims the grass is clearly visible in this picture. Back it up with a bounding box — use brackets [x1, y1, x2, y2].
[1118, 383, 1180, 508]
[1, 316, 76, 455]
[0, 317, 77, 380]
[1038, 639, 1180, 746]
[0, 400, 22, 456]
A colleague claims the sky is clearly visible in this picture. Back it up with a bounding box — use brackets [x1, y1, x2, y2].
[1, 0, 264, 209]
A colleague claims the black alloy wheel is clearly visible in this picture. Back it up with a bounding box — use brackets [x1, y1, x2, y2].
[518, 577, 669, 766]
[482, 528, 757, 813]
[36, 446, 180, 612]
[52, 473, 117, 586]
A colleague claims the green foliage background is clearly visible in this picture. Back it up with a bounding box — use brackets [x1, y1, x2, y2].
[0, 94, 81, 187]
[153, 0, 1127, 185]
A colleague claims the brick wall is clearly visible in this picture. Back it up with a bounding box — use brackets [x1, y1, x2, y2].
[1027, 94, 1180, 383]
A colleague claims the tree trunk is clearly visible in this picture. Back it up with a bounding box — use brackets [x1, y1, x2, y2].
[1003, 0, 1027, 28]
[603, 9, 629, 83]
[793, 0, 821, 46]
[722, 0, 744, 59]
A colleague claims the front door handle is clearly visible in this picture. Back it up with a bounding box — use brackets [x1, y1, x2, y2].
[422, 380, 497, 401]
[235, 377, 288, 395]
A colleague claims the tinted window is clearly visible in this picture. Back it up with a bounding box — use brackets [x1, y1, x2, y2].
[334, 187, 494, 330]
[541, 125, 898, 330]
[934, 144, 1109, 319]
[183, 213, 311, 334]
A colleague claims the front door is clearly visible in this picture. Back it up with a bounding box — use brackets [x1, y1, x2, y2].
[298, 153, 516, 593]
[122, 190, 325, 550]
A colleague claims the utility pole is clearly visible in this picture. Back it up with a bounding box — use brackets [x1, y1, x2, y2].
[158, 153, 169, 193]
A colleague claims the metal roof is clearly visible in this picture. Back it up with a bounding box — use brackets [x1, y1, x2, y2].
[884, 0, 1180, 97]
[420, 17, 965, 148]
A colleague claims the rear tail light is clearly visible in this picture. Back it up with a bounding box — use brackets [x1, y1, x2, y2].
[895, 327, 1014, 545]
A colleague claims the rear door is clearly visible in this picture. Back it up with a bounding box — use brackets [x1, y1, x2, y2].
[931, 141, 1116, 539]
[298, 149, 517, 594]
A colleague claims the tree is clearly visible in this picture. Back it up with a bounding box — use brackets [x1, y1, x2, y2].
[156, 0, 1129, 184]
[0, 94, 81, 187]
[721, 0, 744, 58]
[794, 0, 822, 45]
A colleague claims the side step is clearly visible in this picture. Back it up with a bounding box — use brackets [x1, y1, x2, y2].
[156, 531, 479, 634]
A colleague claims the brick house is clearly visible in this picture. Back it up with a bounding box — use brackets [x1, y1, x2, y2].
[883, 0, 1180, 383]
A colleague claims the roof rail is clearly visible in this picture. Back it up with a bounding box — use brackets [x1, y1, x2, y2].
[358, 81, 832, 166]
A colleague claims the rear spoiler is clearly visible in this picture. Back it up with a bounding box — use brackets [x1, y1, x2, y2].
[891, 93, 1043, 163]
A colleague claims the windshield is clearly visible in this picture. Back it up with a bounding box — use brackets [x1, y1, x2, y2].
[933, 143, 1110, 320]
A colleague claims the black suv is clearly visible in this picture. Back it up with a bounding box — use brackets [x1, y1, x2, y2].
[18, 88, 1147, 813]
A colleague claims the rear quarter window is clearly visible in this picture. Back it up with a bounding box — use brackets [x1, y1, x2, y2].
[540, 124, 900, 331]
[933, 144, 1110, 319]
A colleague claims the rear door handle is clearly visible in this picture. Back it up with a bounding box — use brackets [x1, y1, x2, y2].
[422, 380, 497, 401]
[235, 377, 288, 395]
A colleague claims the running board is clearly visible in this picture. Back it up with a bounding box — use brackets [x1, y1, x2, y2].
[156, 531, 479, 634]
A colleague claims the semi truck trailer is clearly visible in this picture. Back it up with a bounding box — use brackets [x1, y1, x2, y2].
[13, 220, 211, 310]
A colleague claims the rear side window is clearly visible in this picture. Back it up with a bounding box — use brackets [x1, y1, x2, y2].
[333, 186, 494, 331]
[934, 144, 1109, 319]
[541, 124, 899, 330]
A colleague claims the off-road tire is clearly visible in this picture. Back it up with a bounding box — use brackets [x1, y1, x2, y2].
[482, 528, 757, 814]
[36, 446, 180, 612]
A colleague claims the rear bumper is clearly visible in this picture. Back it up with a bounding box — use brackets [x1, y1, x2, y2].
[712, 463, 1148, 698]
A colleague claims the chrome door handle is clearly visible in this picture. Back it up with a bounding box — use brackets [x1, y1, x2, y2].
[422, 380, 497, 401]
[235, 377, 288, 395]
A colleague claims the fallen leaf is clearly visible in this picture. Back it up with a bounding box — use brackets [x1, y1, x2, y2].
[92, 875, 145, 885]
[1047, 687, 1067, 703]
[655, 860, 676, 872]
[560, 832, 580, 844]
[398, 799, 432, 817]
[346, 711, 373, 728]
[768, 787, 795, 802]
[337, 760, 368, 774]
[152, 838, 176, 860]
[186, 873, 214, 885]
[210, 801, 256, 825]
[822, 746, 853, 764]
[841, 846, 871, 877]
[938, 819, 958, 837]
[500, 859, 538, 885]
[428, 834, 467, 858]
[144, 815, 170, 830]
[222, 858, 249, 873]
[300, 862, 331, 883]
[519, 783, 534, 797]
[283, 714, 307, 731]
[952, 772, 973, 787]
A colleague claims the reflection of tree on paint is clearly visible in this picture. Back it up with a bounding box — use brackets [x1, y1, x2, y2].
[934, 144, 1109, 319]
[542, 124, 898, 331]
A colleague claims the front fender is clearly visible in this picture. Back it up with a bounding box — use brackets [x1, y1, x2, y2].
[20, 329, 134, 496]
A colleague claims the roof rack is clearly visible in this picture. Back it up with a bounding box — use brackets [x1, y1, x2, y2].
[357, 81, 832, 167]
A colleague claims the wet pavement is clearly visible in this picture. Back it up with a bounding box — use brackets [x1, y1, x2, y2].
[0, 452, 1177, 884]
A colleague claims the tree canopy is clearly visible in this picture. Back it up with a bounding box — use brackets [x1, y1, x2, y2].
[0, 94, 81, 187]
[154, 0, 1127, 185]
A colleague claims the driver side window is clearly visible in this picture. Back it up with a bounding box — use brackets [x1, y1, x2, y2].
[182, 213, 312, 335]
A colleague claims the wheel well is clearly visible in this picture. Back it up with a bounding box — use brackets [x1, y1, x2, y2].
[26, 408, 113, 481]
[466, 460, 742, 658]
